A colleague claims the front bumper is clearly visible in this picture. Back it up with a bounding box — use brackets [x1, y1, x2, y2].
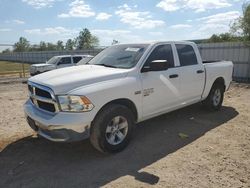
[24, 99, 92, 142]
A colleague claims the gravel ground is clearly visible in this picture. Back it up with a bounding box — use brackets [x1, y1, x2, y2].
[0, 82, 249, 188]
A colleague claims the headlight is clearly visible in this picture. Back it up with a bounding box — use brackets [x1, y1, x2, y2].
[58, 95, 94, 112]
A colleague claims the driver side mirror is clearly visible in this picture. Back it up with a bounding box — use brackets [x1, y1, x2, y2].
[141, 60, 168, 73]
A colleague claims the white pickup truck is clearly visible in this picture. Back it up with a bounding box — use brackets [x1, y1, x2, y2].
[24, 41, 233, 153]
[30, 54, 93, 76]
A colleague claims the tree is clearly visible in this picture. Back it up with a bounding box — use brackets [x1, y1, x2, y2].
[56, 40, 64, 50]
[1, 48, 11, 53]
[14, 37, 30, 52]
[29, 44, 40, 51]
[90, 35, 99, 48]
[207, 34, 221, 43]
[39, 41, 47, 51]
[231, 2, 250, 40]
[65, 39, 75, 50]
[75, 28, 99, 49]
[206, 2, 249, 43]
[206, 33, 243, 43]
[47, 43, 57, 51]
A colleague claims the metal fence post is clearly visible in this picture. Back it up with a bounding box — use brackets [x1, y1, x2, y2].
[248, 46, 250, 82]
[22, 63, 25, 77]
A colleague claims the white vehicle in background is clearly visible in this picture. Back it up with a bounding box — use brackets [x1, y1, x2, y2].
[77, 56, 95, 66]
[30, 55, 93, 76]
[24, 41, 233, 153]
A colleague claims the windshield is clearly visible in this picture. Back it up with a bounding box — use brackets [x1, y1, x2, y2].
[88, 44, 149, 69]
[46, 56, 60, 64]
[77, 57, 93, 65]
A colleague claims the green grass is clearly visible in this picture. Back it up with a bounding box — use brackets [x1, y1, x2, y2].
[0, 61, 30, 72]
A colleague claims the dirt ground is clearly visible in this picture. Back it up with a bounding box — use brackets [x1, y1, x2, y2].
[0, 82, 249, 188]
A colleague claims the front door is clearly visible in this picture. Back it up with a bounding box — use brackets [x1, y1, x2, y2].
[141, 44, 181, 118]
[57, 57, 72, 68]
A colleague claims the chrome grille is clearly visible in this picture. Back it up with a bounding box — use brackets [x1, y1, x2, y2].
[28, 82, 59, 113]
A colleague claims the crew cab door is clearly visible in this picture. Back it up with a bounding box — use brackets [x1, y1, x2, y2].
[140, 44, 181, 118]
[56, 57, 73, 68]
[174, 44, 205, 104]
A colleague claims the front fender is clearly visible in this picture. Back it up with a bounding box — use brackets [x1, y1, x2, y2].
[68, 76, 143, 121]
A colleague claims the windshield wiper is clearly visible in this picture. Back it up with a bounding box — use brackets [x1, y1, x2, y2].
[95, 64, 118, 68]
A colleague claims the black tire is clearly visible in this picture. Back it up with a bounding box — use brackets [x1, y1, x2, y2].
[90, 104, 135, 153]
[36, 133, 43, 139]
[202, 83, 224, 111]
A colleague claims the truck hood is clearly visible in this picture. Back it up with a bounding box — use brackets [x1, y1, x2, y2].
[29, 65, 129, 94]
[31, 64, 55, 68]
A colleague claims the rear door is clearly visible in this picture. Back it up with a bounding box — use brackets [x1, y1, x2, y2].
[174, 43, 205, 104]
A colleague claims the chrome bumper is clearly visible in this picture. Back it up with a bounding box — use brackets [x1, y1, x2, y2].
[24, 99, 92, 142]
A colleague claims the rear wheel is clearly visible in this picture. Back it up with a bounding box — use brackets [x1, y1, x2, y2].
[203, 83, 224, 111]
[90, 104, 135, 153]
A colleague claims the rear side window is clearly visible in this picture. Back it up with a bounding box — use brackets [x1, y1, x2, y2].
[58, 57, 71, 65]
[145, 44, 175, 68]
[73, 56, 82, 64]
[176, 44, 198, 66]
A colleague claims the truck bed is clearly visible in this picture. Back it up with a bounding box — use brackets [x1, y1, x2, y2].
[203, 60, 224, 64]
[202, 60, 233, 100]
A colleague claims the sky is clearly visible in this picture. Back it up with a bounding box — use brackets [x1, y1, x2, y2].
[0, 0, 244, 50]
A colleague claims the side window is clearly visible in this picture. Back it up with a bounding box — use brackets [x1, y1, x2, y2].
[57, 57, 71, 65]
[73, 56, 82, 64]
[176, 44, 198, 66]
[144, 44, 174, 68]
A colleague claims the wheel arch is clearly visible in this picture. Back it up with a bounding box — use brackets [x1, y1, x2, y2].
[213, 77, 226, 91]
[95, 98, 138, 123]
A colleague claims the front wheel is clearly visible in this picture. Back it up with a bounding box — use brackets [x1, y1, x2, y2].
[90, 104, 135, 153]
[203, 83, 224, 111]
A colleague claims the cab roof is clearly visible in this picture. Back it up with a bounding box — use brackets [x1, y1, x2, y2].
[116, 41, 196, 46]
[54, 54, 93, 58]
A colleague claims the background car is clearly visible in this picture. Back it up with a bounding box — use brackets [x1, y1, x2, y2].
[30, 55, 94, 76]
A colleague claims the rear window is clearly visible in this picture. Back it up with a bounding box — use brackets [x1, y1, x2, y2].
[73, 56, 82, 64]
[176, 44, 198, 66]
